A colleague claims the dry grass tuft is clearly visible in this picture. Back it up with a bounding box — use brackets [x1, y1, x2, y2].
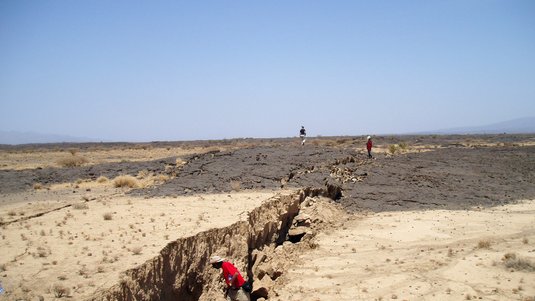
[33, 182, 44, 190]
[52, 283, 70, 298]
[96, 176, 109, 183]
[113, 175, 139, 188]
[388, 144, 398, 155]
[477, 239, 491, 249]
[103, 212, 113, 220]
[502, 252, 535, 272]
[57, 155, 88, 167]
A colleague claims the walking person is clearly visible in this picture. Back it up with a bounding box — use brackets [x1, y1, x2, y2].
[367, 136, 373, 158]
[299, 126, 306, 146]
[210, 255, 251, 301]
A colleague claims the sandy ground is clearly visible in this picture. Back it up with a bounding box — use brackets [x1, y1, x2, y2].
[273, 199, 535, 301]
[0, 187, 285, 300]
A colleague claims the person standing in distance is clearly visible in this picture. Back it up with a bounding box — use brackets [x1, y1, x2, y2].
[366, 136, 373, 158]
[299, 126, 306, 146]
[210, 255, 251, 301]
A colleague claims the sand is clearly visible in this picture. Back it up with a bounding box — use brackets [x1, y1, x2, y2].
[272, 199, 535, 301]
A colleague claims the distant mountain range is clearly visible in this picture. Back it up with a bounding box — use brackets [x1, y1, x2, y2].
[0, 131, 98, 145]
[428, 117, 535, 135]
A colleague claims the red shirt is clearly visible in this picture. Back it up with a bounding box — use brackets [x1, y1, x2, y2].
[221, 262, 246, 288]
[367, 139, 373, 151]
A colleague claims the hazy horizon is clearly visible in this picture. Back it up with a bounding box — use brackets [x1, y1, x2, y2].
[1, 1, 534, 142]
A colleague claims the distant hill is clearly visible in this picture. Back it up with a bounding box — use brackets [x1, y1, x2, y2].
[0, 131, 96, 145]
[428, 117, 535, 135]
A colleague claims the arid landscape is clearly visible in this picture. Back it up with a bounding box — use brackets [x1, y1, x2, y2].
[1, 134, 534, 301]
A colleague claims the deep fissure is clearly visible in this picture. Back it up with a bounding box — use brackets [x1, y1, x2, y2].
[86, 185, 341, 301]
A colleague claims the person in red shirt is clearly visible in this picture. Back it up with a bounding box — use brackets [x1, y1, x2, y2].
[210, 255, 250, 301]
[367, 136, 373, 159]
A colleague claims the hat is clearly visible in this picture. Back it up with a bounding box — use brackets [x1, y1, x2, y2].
[367, 136, 371, 140]
[209, 255, 224, 264]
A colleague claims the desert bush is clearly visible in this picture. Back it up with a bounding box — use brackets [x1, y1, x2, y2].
[52, 283, 70, 298]
[388, 144, 398, 155]
[398, 142, 408, 150]
[8, 210, 17, 216]
[96, 176, 108, 183]
[477, 239, 491, 249]
[57, 155, 88, 167]
[113, 175, 139, 188]
[103, 212, 113, 220]
[502, 253, 535, 271]
[33, 182, 44, 190]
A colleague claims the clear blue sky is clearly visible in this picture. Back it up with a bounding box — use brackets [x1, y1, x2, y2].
[1, 1, 534, 141]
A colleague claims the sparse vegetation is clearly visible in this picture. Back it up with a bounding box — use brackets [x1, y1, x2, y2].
[57, 155, 88, 167]
[502, 252, 535, 271]
[113, 175, 139, 188]
[52, 283, 70, 298]
[388, 144, 398, 155]
[97, 176, 109, 183]
[103, 212, 113, 220]
[33, 182, 44, 190]
[477, 239, 491, 249]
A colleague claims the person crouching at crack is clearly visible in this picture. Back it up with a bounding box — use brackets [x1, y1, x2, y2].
[210, 255, 251, 301]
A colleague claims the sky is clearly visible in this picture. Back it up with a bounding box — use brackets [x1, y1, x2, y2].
[1, 1, 534, 142]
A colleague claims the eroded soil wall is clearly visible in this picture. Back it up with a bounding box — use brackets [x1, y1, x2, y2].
[86, 189, 324, 301]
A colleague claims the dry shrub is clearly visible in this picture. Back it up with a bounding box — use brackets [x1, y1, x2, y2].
[388, 144, 398, 155]
[502, 253, 535, 271]
[398, 142, 408, 150]
[96, 176, 108, 183]
[103, 212, 113, 220]
[113, 175, 139, 188]
[36, 246, 49, 258]
[477, 239, 491, 249]
[52, 283, 70, 298]
[68, 148, 78, 156]
[57, 155, 88, 167]
[33, 182, 44, 190]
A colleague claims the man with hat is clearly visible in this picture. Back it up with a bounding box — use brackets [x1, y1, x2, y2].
[210, 255, 251, 301]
